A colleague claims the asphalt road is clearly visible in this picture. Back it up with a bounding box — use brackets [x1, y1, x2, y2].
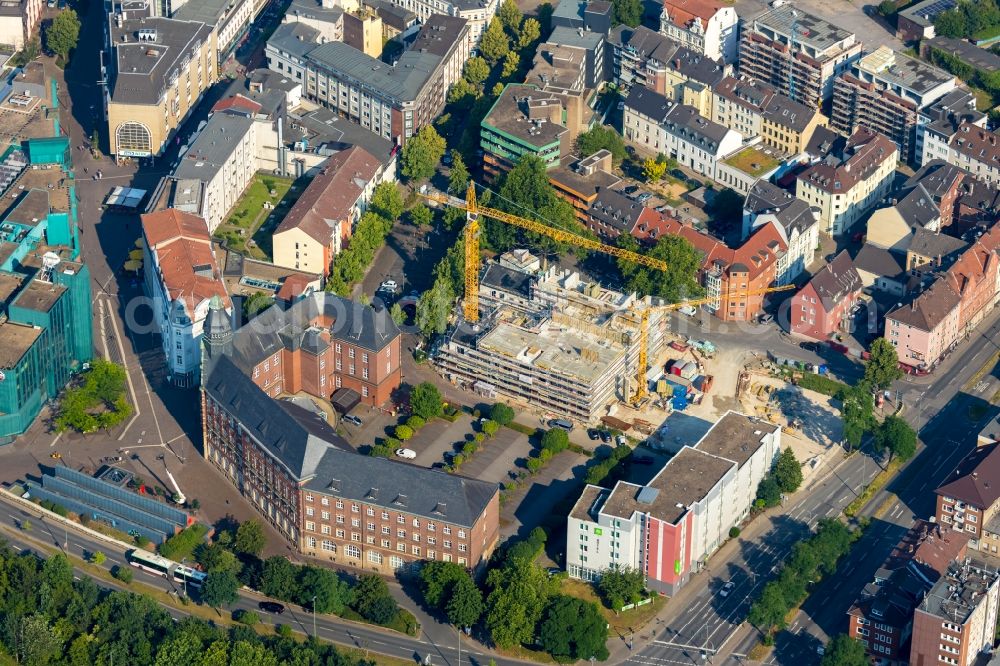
[0, 492, 516, 666]
[630, 309, 1000, 666]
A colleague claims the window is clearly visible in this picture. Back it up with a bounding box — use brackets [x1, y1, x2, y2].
[336, 529, 345, 538]
[306, 507, 314, 516]
[412, 546, 421, 556]
[397, 529, 406, 538]
[368, 550, 383, 564]
[412, 534, 421, 542]
[321, 540, 336, 552]
[390, 556, 405, 570]
[458, 543, 466, 552]
[351, 503, 359, 513]
[458, 530, 466, 539]
[367, 522, 375, 531]
[321, 525, 331, 535]
[428, 523, 436, 532]
[321, 511, 329, 520]
[382, 525, 390, 534]
[351, 518, 360, 528]
[381, 539, 391, 548]
[306, 521, 315, 531]
[345, 545, 361, 558]
[351, 533, 361, 542]
[444, 540, 452, 549]
[306, 494, 315, 503]
[428, 537, 436, 545]
[336, 500, 343, 509]
[412, 518, 420, 528]
[116, 121, 152, 153]
[397, 543, 406, 552]
[349, 348, 355, 359]
[398, 515, 405, 524]
[307, 537, 316, 548]
[321, 497, 329, 506]
[443, 526, 451, 535]
[367, 507, 374, 516]
[336, 516, 345, 524]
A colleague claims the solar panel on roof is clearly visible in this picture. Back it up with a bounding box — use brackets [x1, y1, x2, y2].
[637, 486, 660, 504]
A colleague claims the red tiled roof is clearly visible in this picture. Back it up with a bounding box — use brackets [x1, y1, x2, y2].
[141, 209, 229, 313]
[662, 0, 727, 26]
[274, 146, 382, 245]
[277, 274, 313, 301]
[211, 94, 263, 116]
[798, 128, 896, 194]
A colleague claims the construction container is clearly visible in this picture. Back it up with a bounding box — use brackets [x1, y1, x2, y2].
[656, 378, 669, 395]
[670, 362, 683, 376]
[693, 374, 714, 393]
[679, 361, 697, 380]
[669, 341, 689, 352]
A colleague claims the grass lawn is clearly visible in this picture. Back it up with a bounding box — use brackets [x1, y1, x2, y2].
[972, 88, 998, 114]
[213, 173, 296, 261]
[559, 577, 667, 637]
[722, 147, 780, 177]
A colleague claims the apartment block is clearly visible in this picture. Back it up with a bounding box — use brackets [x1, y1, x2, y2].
[917, 89, 986, 167]
[910, 559, 1000, 666]
[742, 180, 819, 284]
[622, 86, 742, 182]
[272, 146, 392, 275]
[796, 128, 898, 235]
[266, 15, 469, 147]
[658, 0, 737, 63]
[201, 313, 498, 572]
[935, 442, 1000, 554]
[173, 0, 256, 63]
[480, 84, 571, 180]
[608, 25, 726, 98]
[141, 209, 230, 387]
[831, 47, 955, 163]
[0, 0, 42, 51]
[738, 5, 862, 106]
[567, 412, 780, 593]
[545, 26, 607, 89]
[377, 0, 496, 46]
[790, 251, 861, 341]
[106, 7, 219, 159]
[949, 124, 1000, 187]
[712, 76, 825, 156]
[866, 160, 965, 252]
[548, 151, 621, 224]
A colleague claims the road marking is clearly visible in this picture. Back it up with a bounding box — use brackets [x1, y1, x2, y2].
[101, 296, 142, 441]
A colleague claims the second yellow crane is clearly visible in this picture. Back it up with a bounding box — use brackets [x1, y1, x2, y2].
[629, 284, 796, 405]
[422, 183, 669, 322]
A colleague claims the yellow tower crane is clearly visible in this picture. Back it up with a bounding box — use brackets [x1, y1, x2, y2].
[422, 183, 669, 322]
[629, 284, 797, 405]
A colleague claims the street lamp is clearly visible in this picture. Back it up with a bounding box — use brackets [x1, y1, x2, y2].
[311, 595, 317, 638]
[457, 626, 461, 666]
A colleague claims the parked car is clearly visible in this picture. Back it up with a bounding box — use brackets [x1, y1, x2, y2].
[799, 341, 818, 352]
[718, 581, 736, 598]
[678, 305, 697, 317]
[599, 430, 612, 443]
[759, 313, 774, 324]
[587, 428, 601, 440]
[635, 192, 653, 203]
[258, 602, 285, 614]
[632, 455, 655, 465]
[548, 418, 574, 432]
[615, 434, 628, 446]
[622, 185, 639, 195]
[380, 280, 398, 293]
[342, 414, 363, 426]
[395, 448, 417, 459]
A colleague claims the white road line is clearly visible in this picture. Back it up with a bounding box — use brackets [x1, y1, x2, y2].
[103, 296, 142, 441]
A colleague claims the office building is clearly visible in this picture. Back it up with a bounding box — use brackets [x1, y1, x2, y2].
[831, 47, 955, 163]
[480, 84, 571, 180]
[738, 6, 862, 106]
[106, 7, 219, 159]
[173, 0, 255, 63]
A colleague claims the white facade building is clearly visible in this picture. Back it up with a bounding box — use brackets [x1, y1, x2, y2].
[659, 0, 738, 63]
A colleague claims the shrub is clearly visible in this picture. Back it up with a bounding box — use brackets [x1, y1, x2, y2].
[276, 624, 293, 638]
[474, 432, 486, 444]
[236, 610, 260, 626]
[482, 419, 499, 437]
[395, 425, 414, 441]
[490, 402, 515, 426]
[112, 565, 133, 583]
[462, 442, 477, 456]
[407, 416, 426, 430]
[452, 453, 465, 467]
[526, 457, 543, 473]
[541, 428, 569, 454]
[159, 524, 209, 561]
[729, 527, 741, 539]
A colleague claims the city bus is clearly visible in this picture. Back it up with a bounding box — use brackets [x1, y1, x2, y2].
[126, 550, 207, 589]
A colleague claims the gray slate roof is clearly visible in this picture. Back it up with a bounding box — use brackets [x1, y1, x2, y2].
[268, 22, 323, 60]
[610, 26, 725, 87]
[855, 242, 905, 278]
[306, 41, 441, 102]
[908, 228, 966, 262]
[481, 264, 534, 298]
[744, 180, 817, 236]
[807, 250, 861, 311]
[171, 111, 256, 184]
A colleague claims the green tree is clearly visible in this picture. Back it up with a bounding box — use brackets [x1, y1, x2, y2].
[611, 0, 642, 27]
[410, 382, 444, 420]
[235, 610, 259, 626]
[352, 575, 398, 624]
[420, 561, 468, 609]
[242, 292, 274, 320]
[260, 556, 298, 600]
[395, 424, 414, 440]
[195, 543, 241, 576]
[87, 358, 128, 404]
[390, 302, 405, 326]
[407, 415, 426, 430]
[446, 575, 484, 627]
[45, 9, 81, 62]
[748, 581, 788, 632]
[537, 596, 610, 661]
[448, 151, 470, 196]
[841, 384, 875, 449]
[863, 338, 903, 390]
[14, 37, 41, 66]
[465, 56, 491, 86]
[490, 402, 515, 426]
[482, 419, 499, 437]
[112, 565, 134, 583]
[370, 181, 405, 221]
[448, 79, 478, 108]
[499, 0, 522, 35]
[89, 551, 106, 565]
[296, 566, 350, 615]
[15, 614, 62, 666]
[756, 476, 782, 508]
[234, 520, 266, 558]
[541, 428, 570, 454]
[616, 233, 704, 301]
[201, 570, 240, 610]
[485, 558, 553, 648]
[642, 157, 667, 182]
[877, 0, 897, 16]
[401, 126, 447, 181]
[518, 17, 541, 48]
[875, 415, 917, 463]
[773, 448, 803, 494]
[410, 203, 433, 227]
[415, 278, 453, 337]
[821, 634, 869, 666]
[480, 17, 510, 65]
[707, 187, 744, 221]
[154, 630, 204, 666]
[598, 566, 645, 610]
[576, 126, 627, 164]
[501, 50, 519, 78]
[934, 7, 968, 36]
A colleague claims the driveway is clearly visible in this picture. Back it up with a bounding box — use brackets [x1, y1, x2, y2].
[456, 427, 534, 484]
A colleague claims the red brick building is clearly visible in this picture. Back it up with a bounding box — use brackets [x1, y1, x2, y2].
[200, 299, 500, 574]
[790, 251, 862, 341]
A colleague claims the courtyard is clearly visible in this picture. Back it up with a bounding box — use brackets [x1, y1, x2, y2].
[212, 173, 298, 261]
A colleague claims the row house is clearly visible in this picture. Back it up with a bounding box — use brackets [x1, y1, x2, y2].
[917, 89, 987, 168]
[935, 442, 1000, 554]
[622, 86, 742, 183]
[949, 124, 1000, 188]
[790, 251, 862, 342]
[567, 412, 780, 593]
[607, 25, 726, 99]
[271, 146, 392, 276]
[795, 128, 898, 236]
[712, 76, 826, 156]
[657, 0, 738, 63]
[742, 180, 819, 285]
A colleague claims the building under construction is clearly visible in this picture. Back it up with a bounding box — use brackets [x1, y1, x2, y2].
[433, 257, 665, 422]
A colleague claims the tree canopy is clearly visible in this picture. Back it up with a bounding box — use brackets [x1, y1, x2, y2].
[840, 384, 875, 449]
[875, 415, 917, 462]
[863, 338, 903, 390]
[234, 520, 266, 557]
[611, 0, 643, 26]
[537, 596, 610, 661]
[415, 278, 453, 337]
[46, 9, 81, 61]
[616, 233, 704, 301]
[401, 126, 447, 181]
[242, 292, 274, 321]
[598, 566, 645, 611]
[201, 570, 240, 609]
[821, 634, 869, 666]
[773, 448, 803, 494]
[55, 359, 132, 433]
[480, 17, 510, 65]
[490, 402, 515, 426]
[448, 151, 470, 196]
[410, 382, 444, 420]
[576, 126, 628, 164]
